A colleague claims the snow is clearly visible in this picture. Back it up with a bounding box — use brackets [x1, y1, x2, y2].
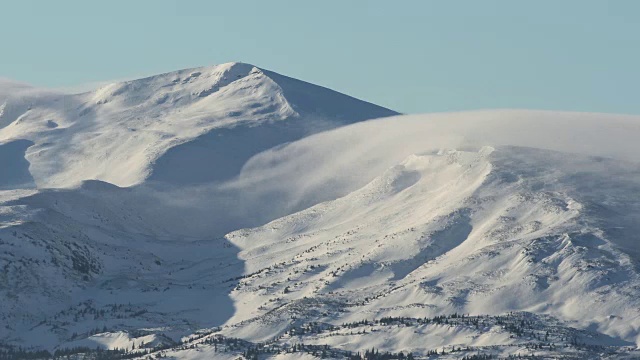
[1, 63, 639, 359]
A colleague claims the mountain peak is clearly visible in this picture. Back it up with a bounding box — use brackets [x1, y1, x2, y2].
[0, 63, 398, 188]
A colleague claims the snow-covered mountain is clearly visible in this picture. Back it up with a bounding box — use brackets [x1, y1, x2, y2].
[1, 64, 640, 359]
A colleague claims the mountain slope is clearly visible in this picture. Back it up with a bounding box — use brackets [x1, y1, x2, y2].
[222, 146, 640, 346]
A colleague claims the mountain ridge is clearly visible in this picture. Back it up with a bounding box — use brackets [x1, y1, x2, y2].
[0, 62, 398, 189]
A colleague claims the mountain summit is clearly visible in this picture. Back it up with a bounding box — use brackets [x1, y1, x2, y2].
[0, 62, 397, 188]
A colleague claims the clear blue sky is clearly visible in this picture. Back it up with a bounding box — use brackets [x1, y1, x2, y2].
[2, 0, 639, 114]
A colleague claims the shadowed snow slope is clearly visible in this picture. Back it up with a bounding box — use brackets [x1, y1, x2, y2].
[1, 67, 640, 359]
